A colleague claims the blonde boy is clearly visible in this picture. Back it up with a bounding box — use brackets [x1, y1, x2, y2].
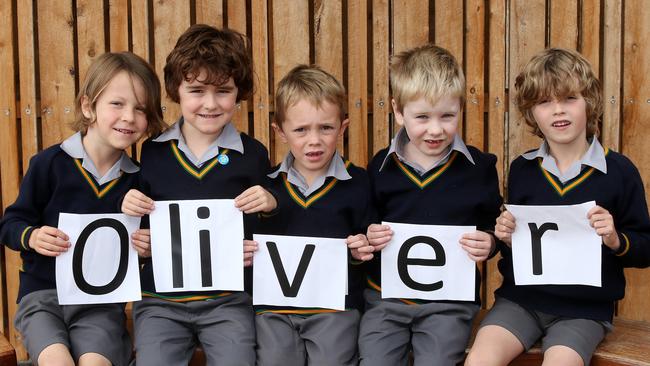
[360, 44, 502, 365]
[253, 64, 373, 366]
[466, 48, 650, 366]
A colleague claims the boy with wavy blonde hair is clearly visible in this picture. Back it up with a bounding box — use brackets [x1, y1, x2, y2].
[466, 48, 650, 366]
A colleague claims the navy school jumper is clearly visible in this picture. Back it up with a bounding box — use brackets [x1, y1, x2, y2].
[495, 149, 650, 322]
[0, 145, 138, 302]
[366, 145, 503, 304]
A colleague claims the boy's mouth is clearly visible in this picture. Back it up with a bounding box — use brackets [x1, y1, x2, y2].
[305, 151, 324, 160]
[424, 139, 444, 147]
[114, 128, 135, 134]
[552, 120, 571, 127]
[198, 113, 221, 119]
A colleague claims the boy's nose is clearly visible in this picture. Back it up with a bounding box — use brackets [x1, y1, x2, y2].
[122, 108, 135, 122]
[427, 121, 443, 135]
[204, 93, 218, 109]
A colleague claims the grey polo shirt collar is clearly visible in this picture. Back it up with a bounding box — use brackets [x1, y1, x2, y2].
[379, 127, 475, 174]
[153, 118, 244, 167]
[522, 137, 607, 183]
[60, 131, 138, 185]
[268, 152, 351, 197]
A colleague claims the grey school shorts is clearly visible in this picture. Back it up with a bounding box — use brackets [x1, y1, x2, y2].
[255, 310, 360, 366]
[479, 296, 611, 365]
[359, 289, 479, 366]
[132, 292, 255, 366]
[14, 289, 131, 366]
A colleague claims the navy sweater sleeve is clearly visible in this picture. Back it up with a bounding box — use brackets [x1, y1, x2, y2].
[0, 150, 54, 251]
[608, 154, 650, 268]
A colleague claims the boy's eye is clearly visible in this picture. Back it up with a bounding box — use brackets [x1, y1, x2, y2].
[416, 115, 429, 119]
[110, 101, 123, 106]
[293, 127, 305, 133]
[441, 113, 456, 119]
[135, 106, 146, 113]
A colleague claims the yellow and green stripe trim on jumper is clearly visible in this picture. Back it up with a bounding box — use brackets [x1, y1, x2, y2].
[20, 226, 33, 251]
[73, 159, 121, 198]
[366, 277, 420, 305]
[393, 151, 458, 189]
[538, 148, 609, 197]
[283, 160, 352, 209]
[142, 291, 232, 302]
[170, 141, 229, 179]
[616, 232, 631, 256]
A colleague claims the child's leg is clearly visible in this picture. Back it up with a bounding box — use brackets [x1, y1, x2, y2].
[194, 292, 256, 366]
[77, 352, 112, 366]
[255, 313, 305, 366]
[64, 303, 131, 366]
[133, 298, 196, 366]
[411, 302, 478, 366]
[358, 289, 413, 366]
[465, 297, 541, 366]
[301, 310, 360, 366]
[464, 325, 525, 366]
[14, 290, 73, 366]
[37, 344, 75, 366]
[540, 316, 609, 366]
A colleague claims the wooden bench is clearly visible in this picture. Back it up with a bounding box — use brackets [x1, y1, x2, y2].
[467, 310, 650, 366]
[0, 333, 17, 366]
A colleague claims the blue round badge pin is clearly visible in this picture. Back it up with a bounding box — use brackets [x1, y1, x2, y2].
[217, 154, 229, 165]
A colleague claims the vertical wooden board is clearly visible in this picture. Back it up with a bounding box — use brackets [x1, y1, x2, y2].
[251, 0, 270, 150]
[0, 0, 22, 354]
[196, 0, 224, 28]
[131, 0, 150, 61]
[434, 0, 464, 65]
[271, 0, 309, 163]
[347, 0, 368, 166]
[76, 0, 106, 85]
[618, 0, 650, 322]
[508, 0, 546, 162]
[601, 0, 621, 151]
[153, 1, 191, 123]
[464, 0, 485, 149]
[37, 1, 76, 148]
[485, 0, 507, 308]
[227, 0, 249, 135]
[392, 0, 428, 54]
[580, 0, 600, 77]
[109, 0, 129, 51]
[131, 0, 151, 158]
[314, 0, 343, 82]
[549, 0, 578, 49]
[372, 0, 390, 155]
[314, 0, 344, 153]
[17, 0, 39, 171]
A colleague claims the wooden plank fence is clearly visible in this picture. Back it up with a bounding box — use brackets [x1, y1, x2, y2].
[0, 0, 648, 361]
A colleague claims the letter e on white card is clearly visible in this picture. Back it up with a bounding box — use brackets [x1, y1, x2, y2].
[56, 213, 141, 305]
[507, 201, 601, 286]
[381, 222, 476, 301]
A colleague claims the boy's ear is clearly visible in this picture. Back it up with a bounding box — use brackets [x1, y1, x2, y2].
[391, 99, 404, 126]
[338, 118, 350, 137]
[271, 122, 288, 143]
[80, 95, 94, 120]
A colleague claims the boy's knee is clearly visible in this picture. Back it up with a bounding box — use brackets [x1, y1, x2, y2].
[37, 343, 75, 366]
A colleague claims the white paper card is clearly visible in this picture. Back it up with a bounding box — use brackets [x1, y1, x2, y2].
[56, 213, 141, 305]
[507, 201, 601, 286]
[253, 234, 347, 310]
[380, 222, 476, 301]
[149, 199, 244, 292]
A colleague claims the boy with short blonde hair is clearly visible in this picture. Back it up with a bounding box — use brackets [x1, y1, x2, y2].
[253, 64, 373, 366]
[465, 48, 650, 366]
[360, 44, 502, 365]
